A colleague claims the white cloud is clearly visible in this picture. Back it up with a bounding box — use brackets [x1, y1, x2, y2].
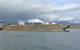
[0, 0, 80, 14]
[0, 0, 80, 23]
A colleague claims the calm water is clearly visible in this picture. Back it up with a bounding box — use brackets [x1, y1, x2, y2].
[0, 29, 80, 50]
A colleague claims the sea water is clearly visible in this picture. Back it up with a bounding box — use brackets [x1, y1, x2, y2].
[0, 29, 80, 50]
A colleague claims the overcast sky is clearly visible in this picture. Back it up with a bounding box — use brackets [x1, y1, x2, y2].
[0, 0, 80, 22]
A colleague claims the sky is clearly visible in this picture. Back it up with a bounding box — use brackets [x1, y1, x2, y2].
[0, 0, 80, 23]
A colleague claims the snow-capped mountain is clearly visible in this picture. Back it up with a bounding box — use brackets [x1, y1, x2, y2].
[1, 16, 80, 25]
[27, 19, 44, 24]
[17, 20, 25, 25]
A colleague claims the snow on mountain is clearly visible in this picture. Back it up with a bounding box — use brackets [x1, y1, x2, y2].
[51, 22, 58, 24]
[27, 19, 58, 25]
[27, 19, 44, 24]
[17, 20, 25, 25]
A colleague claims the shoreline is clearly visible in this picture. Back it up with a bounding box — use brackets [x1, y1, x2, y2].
[0, 24, 80, 32]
